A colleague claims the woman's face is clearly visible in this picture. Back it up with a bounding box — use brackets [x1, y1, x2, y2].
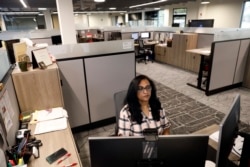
[137, 79, 152, 103]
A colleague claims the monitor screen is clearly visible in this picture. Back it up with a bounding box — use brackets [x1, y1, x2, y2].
[189, 19, 214, 27]
[51, 35, 62, 45]
[216, 94, 240, 167]
[89, 134, 209, 167]
[4, 39, 20, 64]
[140, 32, 150, 39]
[131, 33, 139, 40]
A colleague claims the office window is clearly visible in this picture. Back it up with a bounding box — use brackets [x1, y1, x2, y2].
[241, 1, 250, 28]
[3, 15, 46, 30]
[172, 8, 187, 27]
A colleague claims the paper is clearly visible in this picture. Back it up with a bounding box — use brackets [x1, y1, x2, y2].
[32, 47, 53, 66]
[36, 107, 67, 122]
[34, 117, 67, 135]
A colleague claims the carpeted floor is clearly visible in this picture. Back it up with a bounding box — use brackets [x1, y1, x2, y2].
[155, 81, 224, 134]
[155, 81, 250, 134]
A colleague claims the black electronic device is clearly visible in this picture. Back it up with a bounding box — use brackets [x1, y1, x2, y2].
[51, 35, 62, 45]
[189, 19, 214, 27]
[4, 39, 20, 64]
[89, 134, 209, 167]
[46, 147, 67, 164]
[215, 94, 241, 167]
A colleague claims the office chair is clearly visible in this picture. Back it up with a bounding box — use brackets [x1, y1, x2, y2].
[136, 39, 153, 64]
[113, 90, 127, 136]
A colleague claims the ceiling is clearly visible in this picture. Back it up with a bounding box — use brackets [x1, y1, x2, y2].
[0, 0, 197, 13]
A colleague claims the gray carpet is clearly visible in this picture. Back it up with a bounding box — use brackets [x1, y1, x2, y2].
[155, 81, 250, 134]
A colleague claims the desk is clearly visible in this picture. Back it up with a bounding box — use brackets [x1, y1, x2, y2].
[194, 124, 240, 166]
[186, 48, 211, 91]
[28, 121, 82, 167]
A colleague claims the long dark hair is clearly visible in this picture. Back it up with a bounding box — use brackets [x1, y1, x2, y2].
[125, 75, 162, 124]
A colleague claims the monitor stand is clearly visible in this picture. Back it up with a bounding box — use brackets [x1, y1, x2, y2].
[137, 128, 164, 167]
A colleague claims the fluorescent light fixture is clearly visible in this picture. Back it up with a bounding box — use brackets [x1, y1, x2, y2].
[201, 0, 210, 4]
[52, 11, 127, 14]
[20, 0, 28, 8]
[38, 8, 47, 10]
[130, 0, 167, 8]
[0, 12, 40, 15]
[109, 7, 116, 10]
[94, 0, 105, 2]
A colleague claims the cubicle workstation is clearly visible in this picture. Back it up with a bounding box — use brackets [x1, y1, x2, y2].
[48, 40, 136, 131]
[0, 43, 83, 166]
[204, 38, 250, 95]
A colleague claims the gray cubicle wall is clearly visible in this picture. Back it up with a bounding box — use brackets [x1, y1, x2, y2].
[0, 48, 20, 150]
[0, 71, 20, 147]
[196, 34, 214, 48]
[48, 40, 135, 129]
[206, 39, 250, 95]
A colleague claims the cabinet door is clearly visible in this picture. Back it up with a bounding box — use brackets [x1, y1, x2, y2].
[154, 45, 161, 62]
[85, 53, 135, 123]
[57, 60, 90, 128]
[12, 64, 64, 112]
[185, 53, 200, 73]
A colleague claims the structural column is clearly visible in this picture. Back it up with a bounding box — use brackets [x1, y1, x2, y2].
[56, 0, 77, 44]
[0, 15, 6, 31]
[43, 10, 53, 30]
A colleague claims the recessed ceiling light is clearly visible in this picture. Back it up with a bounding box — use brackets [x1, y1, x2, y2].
[38, 8, 47, 10]
[94, 0, 105, 2]
[201, 0, 210, 4]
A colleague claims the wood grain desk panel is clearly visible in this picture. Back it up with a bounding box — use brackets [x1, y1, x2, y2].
[12, 63, 64, 112]
[194, 124, 240, 166]
[186, 48, 211, 56]
[186, 48, 211, 91]
[28, 122, 82, 167]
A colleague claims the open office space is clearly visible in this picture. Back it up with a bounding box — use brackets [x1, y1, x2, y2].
[1, 0, 250, 167]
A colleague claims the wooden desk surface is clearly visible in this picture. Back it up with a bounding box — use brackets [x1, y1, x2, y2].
[144, 41, 158, 45]
[194, 124, 240, 165]
[28, 122, 82, 167]
[186, 48, 211, 56]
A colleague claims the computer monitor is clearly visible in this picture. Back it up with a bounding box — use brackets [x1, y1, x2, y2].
[188, 19, 214, 27]
[216, 94, 240, 167]
[89, 134, 209, 167]
[4, 39, 20, 64]
[51, 35, 62, 45]
[131, 33, 139, 40]
[140, 32, 150, 39]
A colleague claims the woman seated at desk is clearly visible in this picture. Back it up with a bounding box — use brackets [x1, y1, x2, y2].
[118, 75, 171, 136]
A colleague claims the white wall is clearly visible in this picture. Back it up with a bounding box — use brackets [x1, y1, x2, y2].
[159, 0, 244, 28]
[74, 14, 89, 29]
[203, 0, 243, 28]
[88, 14, 112, 27]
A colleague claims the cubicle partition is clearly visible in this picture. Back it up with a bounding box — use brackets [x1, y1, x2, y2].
[0, 49, 20, 165]
[205, 38, 250, 95]
[48, 40, 136, 131]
